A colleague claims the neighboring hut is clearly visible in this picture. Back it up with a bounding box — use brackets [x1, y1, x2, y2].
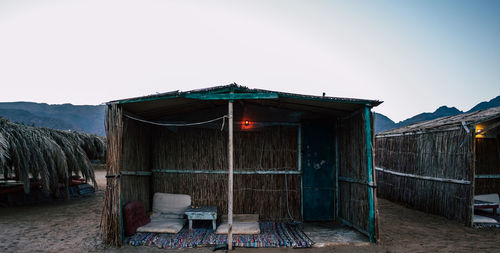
[101, 84, 382, 246]
[375, 106, 500, 226]
[0, 117, 105, 199]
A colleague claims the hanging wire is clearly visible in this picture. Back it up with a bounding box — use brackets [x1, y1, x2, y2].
[285, 173, 299, 224]
[221, 116, 226, 131]
[123, 113, 228, 129]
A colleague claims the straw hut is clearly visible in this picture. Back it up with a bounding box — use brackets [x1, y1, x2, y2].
[375, 106, 500, 226]
[0, 116, 105, 198]
[101, 84, 382, 246]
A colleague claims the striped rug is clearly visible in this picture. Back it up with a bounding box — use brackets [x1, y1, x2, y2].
[125, 222, 314, 248]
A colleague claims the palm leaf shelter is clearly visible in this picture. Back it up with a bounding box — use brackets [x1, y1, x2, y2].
[101, 84, 382, 247]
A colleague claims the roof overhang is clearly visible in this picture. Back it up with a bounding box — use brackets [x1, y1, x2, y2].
[108, 84, 382, 120]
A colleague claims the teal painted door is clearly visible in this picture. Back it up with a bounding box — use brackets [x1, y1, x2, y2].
[302, 123, 335, 221]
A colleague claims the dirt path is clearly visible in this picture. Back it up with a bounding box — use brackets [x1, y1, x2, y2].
[0, 171, 108, 253]
[1, 171, 499, 252]
[377, 199, 500, 253]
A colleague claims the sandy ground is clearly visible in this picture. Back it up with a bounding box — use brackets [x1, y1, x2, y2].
[1, 170, 499, 253]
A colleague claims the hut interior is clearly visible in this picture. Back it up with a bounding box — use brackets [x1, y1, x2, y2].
[102, 85, 380, 246]
[473, 117, 500, 222]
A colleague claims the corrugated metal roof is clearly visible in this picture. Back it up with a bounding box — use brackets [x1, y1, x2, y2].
[377, 106, 500, 137]
[108, 83, 381, 105]
[107, 84, 382, 119]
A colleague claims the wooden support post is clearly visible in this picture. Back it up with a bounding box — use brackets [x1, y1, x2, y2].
[365, 106, 376, 242]
[228, 100, 234, 250]
[298, 124, 303, 220]
[470, 127, 476, 227]
[335, 121, 339, 221]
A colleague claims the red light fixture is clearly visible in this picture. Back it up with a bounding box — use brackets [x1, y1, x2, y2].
[244, 120, 250, 126]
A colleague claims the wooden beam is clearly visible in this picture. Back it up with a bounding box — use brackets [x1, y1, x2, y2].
[475, 174, 500, 179]
[120, 171, 152, 176]
[150, 169, 301, 175]
[185, 92, 278, 100]
[471, 133, 476, 227]
[228, 99, 234, 250]
[298, 125, 303, 220]
[338, 176, 376, 187]
[376, 126, 463, 138]
[365, 107, 376, 243]
[335, 121, 340, 221]
[375, 167, 471, 185]
[257, 99, 351, 116]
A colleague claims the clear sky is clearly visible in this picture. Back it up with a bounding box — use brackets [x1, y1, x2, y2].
[0, 0, 499, 122]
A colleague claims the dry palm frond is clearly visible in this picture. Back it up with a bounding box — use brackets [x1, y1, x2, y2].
[0, 116, 105, 195]
[0, 131, 9, 169]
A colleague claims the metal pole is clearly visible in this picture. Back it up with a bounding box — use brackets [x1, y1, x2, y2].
[227, 100, 234, 250]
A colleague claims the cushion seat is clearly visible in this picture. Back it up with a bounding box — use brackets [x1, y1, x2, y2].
[216, 214, 260, 235]
[136, 193, 191, 234]
[473, 214, 498, 224]
[137, 217, 186, 234]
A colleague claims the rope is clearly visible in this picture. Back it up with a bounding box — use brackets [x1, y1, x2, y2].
[123, 113, 228, 128]
[221, 116, 226, 131]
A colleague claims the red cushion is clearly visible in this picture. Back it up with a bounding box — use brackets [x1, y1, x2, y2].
[123, 201, 151, 236]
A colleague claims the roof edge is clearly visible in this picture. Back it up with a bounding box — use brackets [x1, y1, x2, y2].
[107, 84, 383, 107]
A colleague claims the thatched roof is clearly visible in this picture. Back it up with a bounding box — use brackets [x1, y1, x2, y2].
[377, 106, 500, 137]
[0, 116, 105, 196]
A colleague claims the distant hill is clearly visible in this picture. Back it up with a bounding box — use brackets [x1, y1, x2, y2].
[375, 95, 500, 133]
[466, 95, 500, 113]
[0, 102, 105, 136]
[1, 95, 499, 136]
[393, 106, 462, 129]
[0, 108, 77, 130]
[374, 113, 396, 133]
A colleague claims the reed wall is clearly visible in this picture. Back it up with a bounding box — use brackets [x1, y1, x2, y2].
[375, 129, 474, 225]
[338, 111, 370, 233]
[151, 125, 300, 220]
[101, 104, 123, 246]
[120, 118, 153, 210]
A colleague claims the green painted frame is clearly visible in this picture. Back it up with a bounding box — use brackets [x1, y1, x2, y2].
[365, 106, 376, 242]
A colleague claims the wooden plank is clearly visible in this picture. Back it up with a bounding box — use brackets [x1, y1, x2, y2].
[338, 176, 376, 187]
[375, 126, 463, 138]
[475, 174, 500, 179]
[228, 100, 233, 250]
[335, 121, 339, 221]
[185, 92, 278, 100]
[151, 169, 301, 175]
[470, 134, 477, 227]
[120, 171, 152, 176]
[375, 167, 471, 185]
[365, 107, 376, 243]
[298, 125, 303, 220]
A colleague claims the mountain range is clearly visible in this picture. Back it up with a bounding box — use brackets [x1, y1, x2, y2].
[0, 95, 499, 136]
[0, 102, 105, 136]
[375, 95, 500, 133]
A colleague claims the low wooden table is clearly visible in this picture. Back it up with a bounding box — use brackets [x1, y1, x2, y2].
[474, 200, 499, 215]
[185, 206, 218, 230]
